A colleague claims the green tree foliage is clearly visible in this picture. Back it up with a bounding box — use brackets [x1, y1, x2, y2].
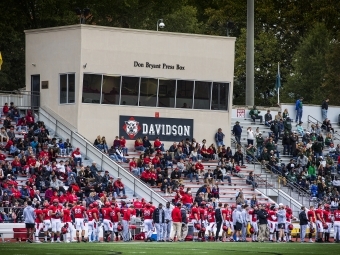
[1, 0, 340, 107]
[282, 23, 330, 104]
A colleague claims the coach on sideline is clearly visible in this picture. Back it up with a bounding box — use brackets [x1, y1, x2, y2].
[23, 201, 35, 243]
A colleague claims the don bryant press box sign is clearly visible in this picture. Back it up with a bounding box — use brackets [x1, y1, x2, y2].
[119, 116, 194, 141]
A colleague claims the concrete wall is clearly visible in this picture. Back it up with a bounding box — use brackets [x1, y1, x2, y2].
[25, 26, 82, 127]
[25, 25, 235, 147]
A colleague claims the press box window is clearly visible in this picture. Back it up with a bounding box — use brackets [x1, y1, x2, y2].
[60, 73, 75, 104]
[82, 74, 102, 104]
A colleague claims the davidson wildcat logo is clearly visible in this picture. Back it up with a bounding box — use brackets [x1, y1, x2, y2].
[123, 117, 141, 139]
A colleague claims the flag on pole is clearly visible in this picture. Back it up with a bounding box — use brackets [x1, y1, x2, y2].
[0, 52, 3, 70]
[275, 62, 281, 89]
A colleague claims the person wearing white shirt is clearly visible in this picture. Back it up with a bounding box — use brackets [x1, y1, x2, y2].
[247, 127, 255, 146]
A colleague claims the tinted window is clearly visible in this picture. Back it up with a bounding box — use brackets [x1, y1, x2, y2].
[158, 79, 176, 108]
[212, 82, 229, 110]
[82, 74, 102, 104]
[140, 78, 158, 107]
[176, 80, 194, 108]
[121, 76, 140, 106]
[60, 74, 67, 104]
[194, 81, 211, 110]
[102, 75, 120, 105]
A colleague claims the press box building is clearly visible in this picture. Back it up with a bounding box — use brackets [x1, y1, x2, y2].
[25, 24, 236, 147]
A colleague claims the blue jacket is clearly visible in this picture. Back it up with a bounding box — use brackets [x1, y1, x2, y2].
[232, 125, 242, 136]
[215, 132, 225, 142]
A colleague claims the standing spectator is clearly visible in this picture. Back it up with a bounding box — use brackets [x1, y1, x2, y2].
[214, 202, 223, 241]
[257, 204, 269, 242]
[276, 203, 286, 242]
[321, 98, 329, 121]
[215, 128, 225, 147]
[247, 127, 255, 145]
[153, 203, 165, 242]
[232, 121, 242, 145]
[295, 97, 303, 123]
[180, 203, 188, 241]
[299, 206, 309, 243]
[2, 103, 9, 116]
[163, 202, 172, 242]
[170, 203, 182, 242]
[23, 200, 35, 243]
[249, 105, 263, 123]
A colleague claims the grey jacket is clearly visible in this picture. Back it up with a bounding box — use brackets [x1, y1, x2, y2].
[276, 209, 286, 224]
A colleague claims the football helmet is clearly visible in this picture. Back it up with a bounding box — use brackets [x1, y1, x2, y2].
[288, 224, 294, 230]
[117, 223, 123, 232]
[222, 224, 228, 232]
[105, 202, 111, 207]
[249, 227, 255, 234]
[194, 223, 201, 230]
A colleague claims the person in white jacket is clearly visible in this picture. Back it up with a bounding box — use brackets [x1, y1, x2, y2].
[247, 127, 255, 146]
[276, 203, 286, 243]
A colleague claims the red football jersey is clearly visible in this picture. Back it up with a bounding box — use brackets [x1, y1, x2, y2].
[286, 212, 293, 222]
[101, 207, 112, 220]
[269, 210, 277, 222]
[123, 208, 131, 221]
[315, 209, 324, 221]
[143, 208, 154, 220]
[49, 205, 63, 219]
[63, 209, 72, 223]
[334, 210, 340, 221]
[190, 207, 199, 220]
[248, 209, 258, 222]
[73, 205, 86, 218]
[43, 208, 51, 220]
[207, 211, 215, 223]
[307, 210, 316, 223]
[34, 209, 43, 223]
[91, 208, 99, 221]
[133, 201, 143, 209]
[200, 208, 208, 220]
[110, 207, 121, 223]
[323, 210, 332, 223]
[222, 209, 231, 221]
[88, 209, 94, 222]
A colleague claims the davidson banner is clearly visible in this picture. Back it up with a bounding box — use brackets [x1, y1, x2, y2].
[119, 115, 194, 141]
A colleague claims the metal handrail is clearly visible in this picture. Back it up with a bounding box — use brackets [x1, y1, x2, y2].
[307, 114, 340, 141]
[230, 137, 316, 213]
[39, 106, 167, 205]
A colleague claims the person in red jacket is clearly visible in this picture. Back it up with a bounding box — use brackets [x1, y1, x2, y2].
[27, 155, 37, 175]
[25, 110, 35, 127]
[129, 157, 139, 176]
[114, 178, 126, 198]
[16, 117, 27, 133]
[195, 160, 205, 176]
[2, 103, 9, 116]
[71, 148, 82, 166]
[154, 137, 164, 152]
[120, 136, 129, 156]
[151, 155, 161, 168]
[170, 203, 182, 242]
[144, 155, 151, 165]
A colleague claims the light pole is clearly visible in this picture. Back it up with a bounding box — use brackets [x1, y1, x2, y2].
[157, 19, 165, 31]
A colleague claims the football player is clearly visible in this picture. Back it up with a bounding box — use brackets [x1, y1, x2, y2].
[111, 202, 121, 241]
[248, 205, 259, 242]
[189, 202, 200, 241]
[268, 205, 277, 242]
[63, 203, 74, 243]
[42, 201, 51, 242]
[315, 203, 324, 243]
[333, 205, 340, 243]
[34, 203, 44, 243]
[49, 199, 63, 243]
[323, 204, 332, 243]
[307, 205, 316, 243]
[207, 206, 215, 240]
[72, 201, 87, 242]
[143, 203, 154, 242]
[285, 207, 294, 242]
[101, 202, 113, 242]
[221, 204, 233, 242]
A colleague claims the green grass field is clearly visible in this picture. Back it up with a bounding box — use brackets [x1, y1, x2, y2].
[1, 242, 339, 255]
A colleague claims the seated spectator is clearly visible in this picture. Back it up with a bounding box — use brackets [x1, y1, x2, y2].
[189, 148, 202, 162]
[114, 177, 126, 198]
[195, 160, 205, 176]
[120, 136, 129, 156]
[174, 147, 186, 161]
[296, 122, 304, 136]
[163, 150, 173, 169]
[90, 161, 99, 176]
[249, 105, 263, 123]
[71, 148, 82, 166]
[134, 137, 145, 152]
[93, 135, 104, 151]
[201, 145, 212, 160]
[25, 110, 35, 127]
[246, 172, 258, 189]
[211, 185, 219, 200]
[234, 148, 245, 166]
[204, 169, 214, 185]
[64, 138, 73, 155]
[161, 177, 171, 194]
[264, 110, 273, 127]
[189, 165, 199, 183]
[151, 155, 161, 168]
[154, 137, 164, 152]
[324, 133, 333, 146]
[140, 169, 156, 186]
[143, 136, 154, 154]
[129, 157, 139, 176]
[10, 107, 20, 123]
[108, 146, 119, 162]
[0, 127, 9, 144]
[16, 117, 27, 133]
[322, 118, 334, 133]
[246, 144, 256, 163]
[116, 146, 129, 163]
